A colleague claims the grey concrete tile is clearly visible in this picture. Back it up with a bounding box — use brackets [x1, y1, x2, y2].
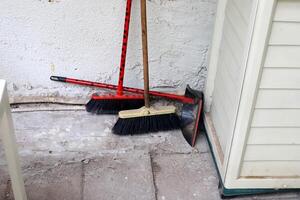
[0, 185, 7, 200]
[0, 167, 9, 200]
[9, 110, 300, 200]
[23, 162, 82, 200]
[0, 149, 6, 166]
[194, 133, 210, 153]
[83, 152, 155, 200]
[153, 152, 221, 200]
[0, 167, 9, 184]
[149, 130, 194, 154]
[12, 111, 193, 156]
[13, 111, 114, 137]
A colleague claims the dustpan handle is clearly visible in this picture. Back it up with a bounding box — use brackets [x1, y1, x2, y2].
[141, 0, 150, 108]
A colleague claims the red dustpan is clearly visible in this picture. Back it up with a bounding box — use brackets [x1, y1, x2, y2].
[180, 85, 203, 147]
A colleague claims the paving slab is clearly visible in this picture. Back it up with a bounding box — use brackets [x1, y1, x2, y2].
[5, 109, 300, 200]
[0, 148, 6, 166]
[12, 111, 193, 157]
[194, 133, 210, 153]
[23, 162, 82, 200]
[0, 185, 7, 200]
[152, 152, 221, 200]
[0, 167, 9, 200]
[83, 152, 155, 200]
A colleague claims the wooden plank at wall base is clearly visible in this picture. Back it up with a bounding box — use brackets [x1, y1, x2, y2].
[204, 113, 225, 169]
[265, 46, 300, 68]
[256, 90, 300, 109]
[210, 101, 232, 152]
[260, 68, 300, 89]
[269, 22, 300, 45]
[252, 109, 300, 127]
[241, 161, 300, 177]
[248, 128, 300, 145]
[244, 145, 300, 161]
[274, 0, 300, 22]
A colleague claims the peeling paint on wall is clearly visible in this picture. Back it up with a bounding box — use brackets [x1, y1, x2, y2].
[0, 0, 217, 103]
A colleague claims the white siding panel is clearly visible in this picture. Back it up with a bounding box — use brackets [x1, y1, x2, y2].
[269, 22, 300, 45]
[244, 145, 300, 161]
[248, 128, 300, 145]
[252, 109, 300, 127]
[265, 46, 300, 68]
[256, 90, 300, 109]
[222, 18, 244, 65]
[213, 62, 235, 116]
[220, 39, 242, 84]
[226, 1, 248, 43]
[241, 2, 300, 179]
[212, 78, 234, 123]
[260, 68, 300, 89]
[274, 0, 300, 22]
[212, 73, 238, 150]
[241, 161, 300, 177]
[213, 80, 236, 122]
[232, 0, 253, 22]
[214, 56, 241, 105]
[210, 0, 253, 165]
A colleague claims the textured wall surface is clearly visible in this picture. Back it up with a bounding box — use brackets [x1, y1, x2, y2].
[0, 0, 216, 103]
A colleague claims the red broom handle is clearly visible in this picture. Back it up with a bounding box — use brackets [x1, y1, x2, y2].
[117, 0, 132, 95]
[50, 76, 196, 104]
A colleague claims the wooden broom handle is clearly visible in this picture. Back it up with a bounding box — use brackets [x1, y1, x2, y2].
[141, 0, 150, 108]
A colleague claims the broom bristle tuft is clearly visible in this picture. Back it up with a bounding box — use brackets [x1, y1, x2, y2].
[86, 99, 145, 114]
[112, 113, 181, 135]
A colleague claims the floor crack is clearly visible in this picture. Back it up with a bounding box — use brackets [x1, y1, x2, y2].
[80, 162, 85, 200]
[149, 153, 158, 200]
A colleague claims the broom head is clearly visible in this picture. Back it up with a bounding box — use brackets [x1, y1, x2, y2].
[86, 93, 145, 114]
[112, 106, 181, 135]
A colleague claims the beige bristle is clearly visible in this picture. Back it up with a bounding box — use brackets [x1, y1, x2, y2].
[118, 106, 176, 119]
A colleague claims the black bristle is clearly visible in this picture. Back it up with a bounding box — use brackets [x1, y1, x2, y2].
[112, 113, 181, 135]
[86, 99, 145, 114]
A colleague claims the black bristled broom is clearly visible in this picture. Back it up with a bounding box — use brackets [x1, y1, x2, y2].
[86, 0, 144, 114]
[112, 0, 181, 135]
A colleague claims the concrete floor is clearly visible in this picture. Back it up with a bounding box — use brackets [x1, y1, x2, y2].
[0, 105, 300, 200]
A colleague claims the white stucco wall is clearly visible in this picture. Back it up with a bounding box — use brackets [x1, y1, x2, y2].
[0, 0, 216, 103]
